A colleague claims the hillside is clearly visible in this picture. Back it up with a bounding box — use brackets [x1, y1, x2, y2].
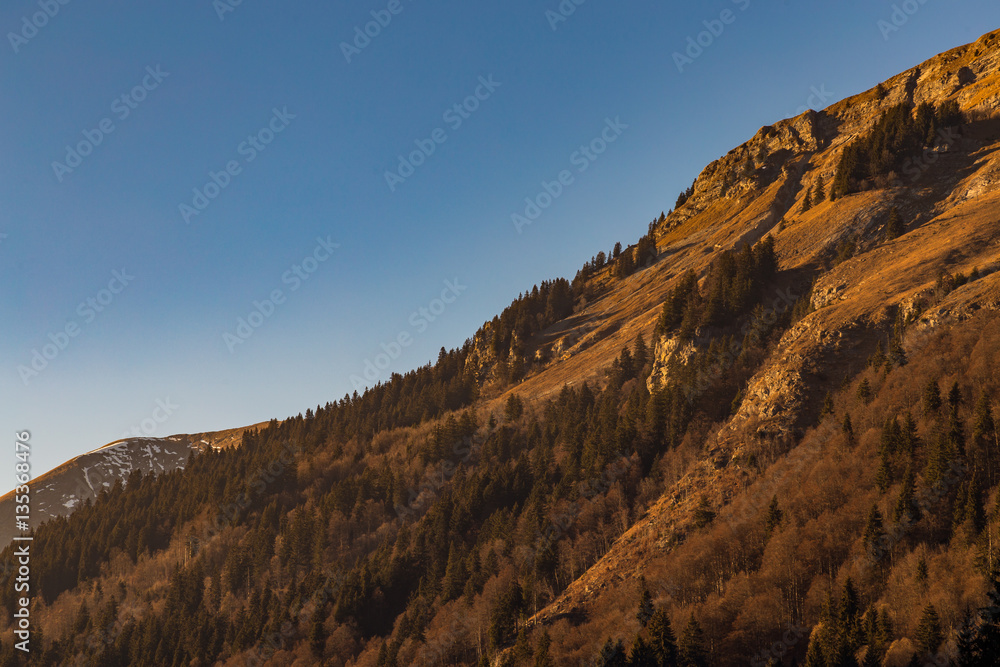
[2, 29, 1000, 667]
[0, 425, 266, 546]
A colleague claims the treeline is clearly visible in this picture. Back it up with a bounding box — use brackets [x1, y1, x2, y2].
[574, 218, 662, 297]
[483, 278, 573, 365]
[832, 100, 964, 196]
[0, 258, 797, 665]
[655, 236, 779, 340]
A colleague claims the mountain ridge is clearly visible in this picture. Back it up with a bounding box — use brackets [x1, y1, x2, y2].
[4, 28, 1000, 667]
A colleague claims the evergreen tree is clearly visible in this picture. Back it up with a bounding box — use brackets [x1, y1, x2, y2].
[861, 645, 882, 667]
[647, 607, 679, 666]
[815, 176, 826, 202]
[628, 635, 658, 667]
[693, 496, 715, 529]
[863, 505, 887, 561]
[949, 381, 964, 415]
[915, 604, 943, 656]
[961, 470, 985, 536]
[891, 465, 917, 523]
[765, 495, 784, 540]
[843, 413, 856, 447]
[973, 394, 996, 447]
[678, 614, 708, 667]
[309, 612, 326, 658]
[599, 638, 628, 666]
[857, 379, 873, 405]
[637, 580, 654, 628]
[535, 631, 555, 667]
[924, 379, 942, 415]
[804, 632, 825, 667]
[821, 392, 835, 419]
[802, 187, 813, 212]
[839, 578, 861, 639]
[875, 452, 892, 494]
[885, 207, 905, 240]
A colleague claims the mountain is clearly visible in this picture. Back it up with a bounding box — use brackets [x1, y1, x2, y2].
[0, 425, 265, 545]
[3, 29, 1000, 667]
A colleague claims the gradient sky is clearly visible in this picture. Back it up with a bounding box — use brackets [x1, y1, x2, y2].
[3, 0, 999, 479]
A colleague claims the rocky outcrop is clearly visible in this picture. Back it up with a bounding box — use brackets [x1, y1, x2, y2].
[646, 334, 699, 392]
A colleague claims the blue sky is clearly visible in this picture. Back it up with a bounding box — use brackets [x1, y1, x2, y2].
[3, 0, 999, 478]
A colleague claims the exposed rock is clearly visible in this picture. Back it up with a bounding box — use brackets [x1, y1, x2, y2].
[646, 334, 699, 392]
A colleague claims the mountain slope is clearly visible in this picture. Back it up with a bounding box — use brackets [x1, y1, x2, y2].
[0, 424, 265, 545]
[3, 30, 1000, 667]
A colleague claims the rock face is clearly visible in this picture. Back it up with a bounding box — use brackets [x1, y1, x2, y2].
[662, 30, 1000, 241]
[526, 30, 1000, 648]
[646, 334, 699, 392]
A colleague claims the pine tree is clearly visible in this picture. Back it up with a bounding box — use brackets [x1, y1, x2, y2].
[875, 452, 892, 494]
[647, 607, 679, 666]
[633, 335, 650, 376]
[839, 578, 861, 638]
[857, 379, 873, 405]
[803, 187, 813, 211]
[915, 604, 943, 656]
[309, 612, 326, 657]
[442, 543, 467, 601]
[679, 614, 708, 667]
[765, 495, 784, 540]
[861, 645, 882, 667]
[863, 506, 887, 561]
[885, 207, 905, 240]
[892, 465, 917, 523]
[815, 176, 826, 202]
[924, 379, 942, 415]
[636, 580, 654, 628]
[821, 392, 835, 419]
[804, 632, 825, 667]
[843, 413, 856, 447]
[961, 470, 985, 536]
[973, 394, 996, 447]
[535, 631, 555, 667]
[628, 635, 657, 667]
[693, 497, 715, 529]
[949, 381, 964, 414]
[902, 412, 920, 455]
[599, 638, 628, 666]
[956, 609, 979, 667]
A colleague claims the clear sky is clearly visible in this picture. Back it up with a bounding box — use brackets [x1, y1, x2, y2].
[3, 0, 999, 478]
